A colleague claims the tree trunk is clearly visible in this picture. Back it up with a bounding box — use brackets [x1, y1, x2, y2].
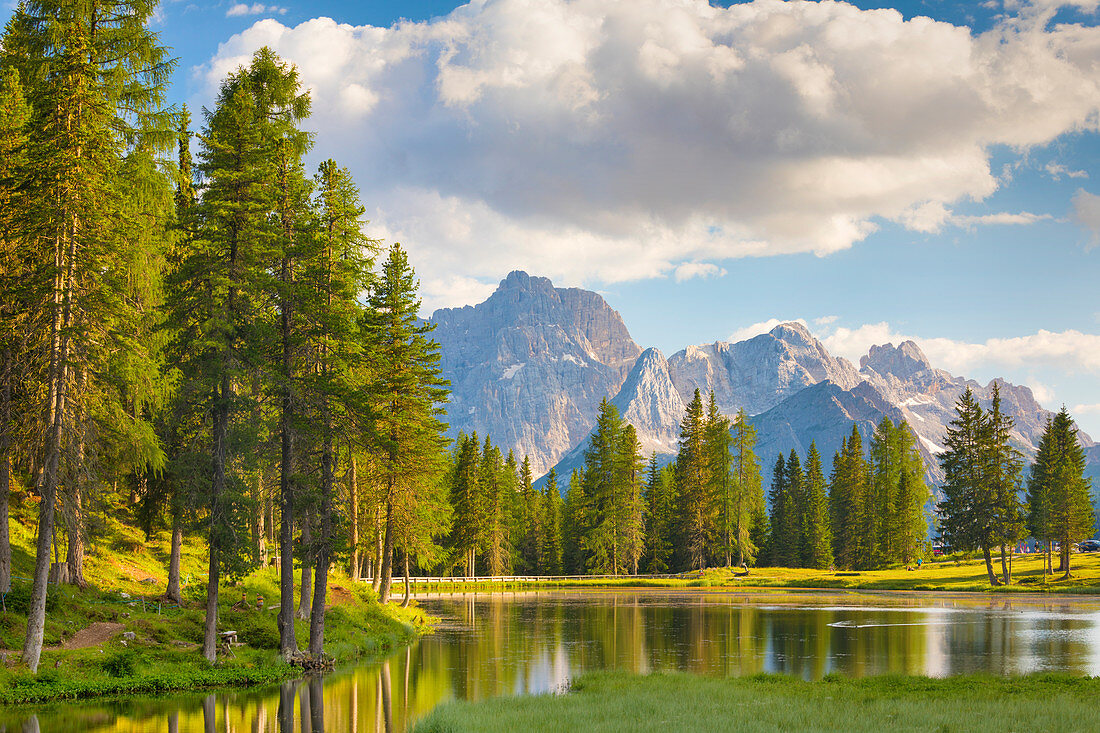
[166, 508, 182, 604]
[999, 544, 1011, 585]
[64, 479, 86, 588]
[379, 491, 395, 604]
[254, 472, 266, 567]
[371, 513, 383, 594]
[297, 518, 312, 620]
[349, 456, 359, 580]
[202, 381, 229, 663]
[981, 543, 1001, 586]
[0, 344, 11, 594]
[308, 428, 334, 657]
[1061, 541, 1072, 580]
[401, 551, 411, 608]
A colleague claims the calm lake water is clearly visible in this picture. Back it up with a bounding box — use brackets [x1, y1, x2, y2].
[6, 589, 1100, 732]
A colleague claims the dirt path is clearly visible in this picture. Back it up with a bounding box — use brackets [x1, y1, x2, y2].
[59, 622, 125, 650]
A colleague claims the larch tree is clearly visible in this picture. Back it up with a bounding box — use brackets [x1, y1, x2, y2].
[14, 0, 174, 672]
[0, 63, 30, 595]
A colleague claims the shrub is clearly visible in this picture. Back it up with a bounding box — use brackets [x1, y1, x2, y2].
[102, 647, 138, 678]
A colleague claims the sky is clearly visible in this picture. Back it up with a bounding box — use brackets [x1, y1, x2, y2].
[9, 0, 1100, 432]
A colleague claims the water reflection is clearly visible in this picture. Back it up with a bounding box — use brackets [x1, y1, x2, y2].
[4, 590, 1100, 732]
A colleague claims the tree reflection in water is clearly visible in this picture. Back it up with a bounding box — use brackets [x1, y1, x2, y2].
[5, 591, 1100, 732]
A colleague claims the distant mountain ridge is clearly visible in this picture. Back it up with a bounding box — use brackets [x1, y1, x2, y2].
[430, 271, 1095, 486]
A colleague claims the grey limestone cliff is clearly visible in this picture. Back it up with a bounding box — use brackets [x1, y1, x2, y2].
[429, 271, 640, 474]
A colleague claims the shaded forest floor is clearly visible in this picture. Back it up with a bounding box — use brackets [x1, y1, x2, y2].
[1, 493, 427, 704]
[412, 670, 1100, 732]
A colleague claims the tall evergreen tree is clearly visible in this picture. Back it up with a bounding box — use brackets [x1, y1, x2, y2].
[984, 383, 1025, 584]
[730, 409, 763, 567]
[1031, 407, 1094, 579]
[937, 388, 1001, 585]
[642, 456, 676, 573]
[675, 389, 711, 570]
[0, 63, 30, 596]
[14, 0, 174, 671]
[539, 469, 563, 575]
[803, 443, 833, 569]
[360, 244, 448, 603]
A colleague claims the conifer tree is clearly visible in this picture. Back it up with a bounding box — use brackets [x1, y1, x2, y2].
[448, 433, 482, 576]
[803, 443, 833, 569]
[539, 469, 563, 575]
[1032, 407, 1094, 579]
[768, 453, 789, 566]
[562, 469, 589, 574]
[617, 424, 646, 574]
[14, 0, 174, 671]
[730, 409, 763, 567]
[704, 393, 734, 566]
[937, 388, 1001, 585]
[0, 64, 29, 595]
[643, 456, 676, 573]
[360, 244, 448, 603]
[787, 451, 805, 567]
[984, 383, 1025, 584]
[675, 389, 712, 570]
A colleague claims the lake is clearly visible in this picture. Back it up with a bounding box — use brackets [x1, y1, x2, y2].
[6, 589, 1100, 732]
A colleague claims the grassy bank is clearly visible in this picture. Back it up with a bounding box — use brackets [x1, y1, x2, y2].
[407, 552, 1100, 595]
[1, 493, 427, 704]
[414, 671, 1100, 732]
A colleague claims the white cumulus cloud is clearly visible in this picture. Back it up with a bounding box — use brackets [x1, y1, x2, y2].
[197, 0, 1100, 309]
[1072, 189, 1100, 245]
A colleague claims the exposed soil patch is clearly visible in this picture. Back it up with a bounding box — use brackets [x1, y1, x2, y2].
[60, 622, 125, 650]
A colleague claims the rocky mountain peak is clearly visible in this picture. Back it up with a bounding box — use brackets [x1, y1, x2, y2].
[860, 340, 932, 380]
[429, 272, 641, 474]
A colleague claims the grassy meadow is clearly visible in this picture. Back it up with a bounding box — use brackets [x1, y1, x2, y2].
[413, 670, 1100, 733]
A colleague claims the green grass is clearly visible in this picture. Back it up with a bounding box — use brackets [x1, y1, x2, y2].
[409, 552, 1100, 595]
[413, 670, 1100, 732]
[1, 488, 428, 704]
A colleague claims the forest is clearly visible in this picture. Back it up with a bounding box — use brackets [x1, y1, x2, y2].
[0, 0, 1094, 683]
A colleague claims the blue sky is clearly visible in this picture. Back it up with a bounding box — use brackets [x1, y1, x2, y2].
[13, 0, 1100, 432]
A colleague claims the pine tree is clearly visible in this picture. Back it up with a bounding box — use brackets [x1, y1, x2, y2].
[803, 443, 833, 569]
[787, 451, 805, 567]
[1026, 417, 1056, 574]
[1035, 407, 1094, 579]
[984, 383, 1025, 584]
[643, 456, 676, 573]
[704, 393, 734, 566]
[830, 427, 869, 570]
[937, 388, 1000, 585]
[675, 389, 711, 570]
[730, 409, 763, 567]
[617, 424, 646, 575]
[539, 469, 563, 575]
[449, 433, 482, 576]
[562, 469, 589, 574]
[767, 453, 788, 566]
[360, 244, 449, 603]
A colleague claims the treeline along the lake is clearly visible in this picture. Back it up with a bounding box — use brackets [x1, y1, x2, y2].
[439, 385, 1093, 586]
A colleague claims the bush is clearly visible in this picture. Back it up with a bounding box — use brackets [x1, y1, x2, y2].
[3, 579, 58, 615]
[102, 647, 138, 678]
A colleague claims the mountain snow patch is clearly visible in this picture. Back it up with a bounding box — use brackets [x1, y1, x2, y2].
[920, 435, 945, 455]
[501, 363, 526, 379]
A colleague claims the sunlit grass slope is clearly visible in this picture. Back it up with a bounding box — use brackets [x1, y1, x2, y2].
[1, 491, 426, 704]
